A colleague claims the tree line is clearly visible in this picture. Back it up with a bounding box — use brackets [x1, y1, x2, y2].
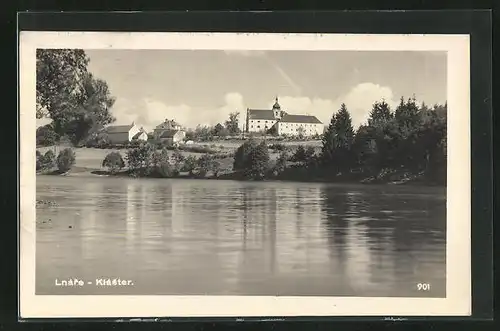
[233, 97, 446, 185]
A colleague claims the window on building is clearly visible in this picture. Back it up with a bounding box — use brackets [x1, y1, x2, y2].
[257, 125, 260, 129]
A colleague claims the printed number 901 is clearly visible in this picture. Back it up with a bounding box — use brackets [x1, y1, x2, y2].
[417, 283, 431, 291]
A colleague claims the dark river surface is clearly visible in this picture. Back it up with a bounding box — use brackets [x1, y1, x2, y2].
[36, 175, 446, 297]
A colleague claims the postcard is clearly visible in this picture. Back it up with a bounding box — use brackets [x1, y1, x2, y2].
[19, 31, 471, 318]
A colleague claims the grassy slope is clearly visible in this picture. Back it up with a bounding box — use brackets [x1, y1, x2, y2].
[37, 139, 317, 173]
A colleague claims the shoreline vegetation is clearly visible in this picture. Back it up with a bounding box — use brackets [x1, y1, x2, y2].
[37, 97, 446, 188]
[35, 49, 446, 188]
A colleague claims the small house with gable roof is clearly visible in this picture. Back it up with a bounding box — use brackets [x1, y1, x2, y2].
[105, 121, 145, 145]
[158, 129, 186, 146]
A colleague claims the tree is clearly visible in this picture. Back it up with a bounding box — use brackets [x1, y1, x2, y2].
[36, 124, 60, 146]
[36, 49, 89, 119]
[352, 124, 377, 173]
[151, 148, 174, 177]
[56, 148, 76, 173]
[38, 150, 56, 171]
[244, 141, 270, 180]
[210, 160, 222, 178]
[102, 152, 125, 174]
[368, 100, 393, 127]
[273, 150, 288, 176]
[290, 145, 316, 163]
[320, 112, 337, 166]
[197, 154, 214, 178]
[361, 100, 398, 172]
[182, 155, 198, 176]
[225, 112, 241, 135]
[333, 103, 355, 174]
[36, 49, 116, 145]
[212, 123, 228, 137]
[126, 143, 155, 176]
[233, 139, 258, 171]
[395, 96, 420, 137]
[168, 150, 185, 176]
[393, 96, 423, 169]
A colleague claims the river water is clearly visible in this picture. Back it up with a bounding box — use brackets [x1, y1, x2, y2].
[36, 175, 446, 297]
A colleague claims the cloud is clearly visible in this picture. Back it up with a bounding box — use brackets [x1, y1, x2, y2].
[333, 82, 399, 127]
[223, 50, 266, 57]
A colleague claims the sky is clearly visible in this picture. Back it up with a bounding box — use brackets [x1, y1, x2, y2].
[37, 49, 447, 131]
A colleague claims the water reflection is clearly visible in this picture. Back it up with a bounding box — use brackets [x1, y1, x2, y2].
[36, 176, 446, 297]
[320, 186, 446, 296]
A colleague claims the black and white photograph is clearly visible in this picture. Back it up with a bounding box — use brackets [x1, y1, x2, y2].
[20, 32, 471, 318]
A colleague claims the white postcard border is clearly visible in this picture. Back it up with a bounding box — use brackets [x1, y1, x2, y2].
[19, 32, 471, 318]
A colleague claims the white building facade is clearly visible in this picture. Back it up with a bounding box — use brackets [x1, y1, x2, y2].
[106, 122, 143, 144]
[274, 114, 324, 136]
[246, 97, 323, 136]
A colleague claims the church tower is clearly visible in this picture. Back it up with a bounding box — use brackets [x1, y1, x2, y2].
[272, 96, 281, 119]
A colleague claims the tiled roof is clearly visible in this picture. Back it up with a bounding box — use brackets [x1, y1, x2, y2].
[105, 124, 134, 134]
[160, 129, 180, 138]
[156, 120, 181, 130]
[131, 131, 146, 140]
[280, 114, 322, 124]
[247, 109, 276, 120]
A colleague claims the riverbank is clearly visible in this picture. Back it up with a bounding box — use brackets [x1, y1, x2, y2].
[37, 166, 444, 187]
[36, 146, 444, 187]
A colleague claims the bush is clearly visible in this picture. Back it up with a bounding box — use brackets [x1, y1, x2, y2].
[182, 155, 198, 176]
[56, 148, 76, 173]
[290, 145, 315, 163]
[37, 150, 56, 171]
[102, 152, 125, 174]
[268, 143, 287, 152]
[273, 151, 288, 176]
[85, 132, 110, 149]
[36, 124, 59, 147]
[151, 148, 176, 177]
[243, 141, 270, 180]
[211, 160, 221, 178]
[196, 154, 211, 178]
[197, 154, 221, 178]
[233, 139, 258, 171]
[126, 144, 155, 176]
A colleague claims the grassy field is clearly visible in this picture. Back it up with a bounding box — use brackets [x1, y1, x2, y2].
[196, 139, 322, 150]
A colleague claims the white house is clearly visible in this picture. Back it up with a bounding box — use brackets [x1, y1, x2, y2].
[131, 128, 148, 142]
[246, 97, 323, 136]
[153, 119, 183, 139]
[105, 122, 145, 145]
[158, 129, 186, 146]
